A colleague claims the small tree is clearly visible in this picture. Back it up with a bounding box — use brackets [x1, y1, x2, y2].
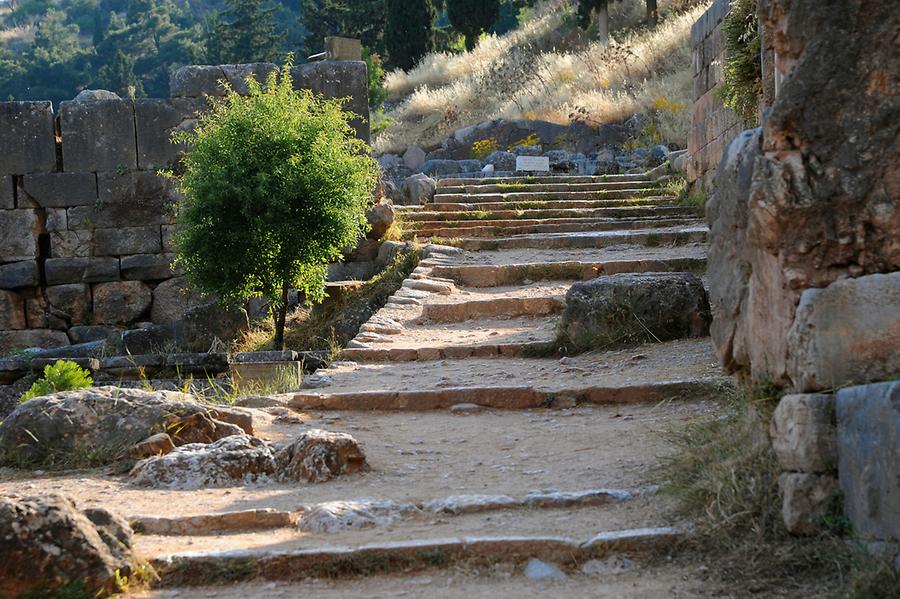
[169, 63, 379, 350]
[384, 0, 435, 71]
[446, 0, 500, 51]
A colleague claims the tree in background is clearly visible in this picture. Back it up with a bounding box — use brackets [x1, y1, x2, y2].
[169, 64, 379, 350]
[384, 0, 435, 71]
[100, 49, 143, 98]
[207, 0, 284, 64]
[577, 0, 624, 45]
[300, 0, 386, 57]
[446, 0, 499, 51]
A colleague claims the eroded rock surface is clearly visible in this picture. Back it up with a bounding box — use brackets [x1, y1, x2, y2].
[276, 429, 369, 483]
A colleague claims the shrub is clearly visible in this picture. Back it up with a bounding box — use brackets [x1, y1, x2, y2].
[20, 360, 93, 403]
[363, 47, 389, 110]
[719, 0, 761, 125]
[508, 132, 541, 150]
[168, 62, 379, 350]
[471, 137, 499, 159]
[447, 0, 501, 51]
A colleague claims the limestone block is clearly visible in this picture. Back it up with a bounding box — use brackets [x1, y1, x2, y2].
[93, 227, 162, 257]
[59, 99, 137, 172]
[560, 273, 712, 353]
[169, 65, 228, 98]
[0, 290, 26, 330]
[23, 290, 66, 330]
[0, 261, 39, 289]
[221, 63, 278, 95]
[45, 208, 67, 232]
[0, 101, 57, 174]
[150, 276, 207, 326]
[50, 230, 93, 258]
[787, 273, 900, 392]
[1, 175, 13, 209]
[45, 284, 92, 325]
[0, 329, 69, 353]
[402, 146, 426, 171]
[770, 393, 837, 473]
[120, 254, 174, 281]
[1, 209, 42, 261]
[421, 159, 461, 177]
[161, 225, 176, 252]
[291, 61, 369, 142]
[325, 37, 362, 60]
[92, 281, 152, 325]
[179, 302, 249, 351]
[836, 381, 900, 542]
[18, 173, 97, 208]
[69, 172, 177, 229]
[134, 99, 188, 170]
[45, 258, 119, 285]
[68, 325, 122, 345]
[779, 472, 838, 535]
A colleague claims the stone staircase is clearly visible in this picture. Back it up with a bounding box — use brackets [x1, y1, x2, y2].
[95, 172, 726, 596]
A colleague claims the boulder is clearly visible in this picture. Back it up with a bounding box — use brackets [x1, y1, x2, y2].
[150, 276, 207, 326]
[836, 381, 900, 542]
[129, 435, 277, 489]
[458, 159, 482, 173]
[45, 283, 91, 325]
[92, 281, 152, 325]
[73, 89, 122, 102]
[298, 500, 418, 533]
[121, 325, 175, 355]
[559, 273, 711, 352]
[0, 495, 133, 597]
[402, 145, 426, 170]
[129, 432, 176, 459]
[179, 301, 249, 352]
[0, 386, 228, 467]
[770, 394, 837, 473]
[786, 273, 900, 392]
[366, 201, 395, 240]
[275, 429, 368, 483]
[420, 159, 461, 177]
[399, 173, 436, 205]
[484, 151, 517, 172]
[778, 472, 838, 535]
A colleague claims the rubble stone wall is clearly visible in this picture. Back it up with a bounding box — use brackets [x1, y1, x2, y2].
[0, 61, 369, 353]
[688, 0, 744, 190]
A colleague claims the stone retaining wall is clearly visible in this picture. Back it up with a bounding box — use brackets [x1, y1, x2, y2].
[0, 61, 368, 354]
[687, 0, 743, 190]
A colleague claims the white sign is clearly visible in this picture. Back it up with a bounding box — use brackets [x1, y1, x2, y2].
[515, 156, 550, 172]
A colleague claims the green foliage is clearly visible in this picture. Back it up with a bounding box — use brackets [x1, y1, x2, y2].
[719, 0, 761, 126]
[168, 62, 378, 349]
[363, 47, 388, 110]
[446, 0, 500, 51]
[385, 0, 435, 71]
[20, 360, 93, 403]
[207, 0, 285, 64]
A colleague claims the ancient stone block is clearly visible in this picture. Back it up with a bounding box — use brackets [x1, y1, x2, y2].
[778, 472, 838, 536]
[179, 302, 249, 351]
[221, 63, 278, 95]
[93, 227, 162, 257]
[18, 172, 97, 208]
[161, 225, 176, 252]
[0, 101, 57, 174]
[787, 273, 900, 392]
[46, 284, 92, 325]
[560, 273, 712, 352]
[92, 281, 152, 325]
[169, 65, 228, 97]
[68, 325, 122, 345]
[121, 325, 174, 355]
[69, 172, 177, 229]
[291, 61, 369, 142]
[150, 276, 207, 325]
[770, 394, 837, 473]
[45, 208, 67, 232]
[836, 381, 900, 542]
[402, 145, 426, 171]
[0, 209, 42, 261]
[0, 329, 70, 353]
[134, 99, 188, 170]
[0, 175, 13, 209]
[0, 290, 26, 330]
[45, 257, 119, 285]
[50, 230, 93, 258]
[0, 261, 39, 288]
[23, 289, 66, 330]
[59, 99, 137, 172]
[120, 254, 174, 280]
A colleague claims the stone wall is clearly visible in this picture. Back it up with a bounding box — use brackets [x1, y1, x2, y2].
[687, 0, 744, 190]
[707, 0, 899, 540]
[0, 61, 369, 354]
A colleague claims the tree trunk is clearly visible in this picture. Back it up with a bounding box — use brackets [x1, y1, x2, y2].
[646, 0, 658, 29]
[598, 3, 610, 45]
[465, 33, 477, 51]
[272, 284, 289, 351]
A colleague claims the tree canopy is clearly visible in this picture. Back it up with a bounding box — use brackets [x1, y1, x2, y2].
[446, 0, 500, 51]
[384, 0, 435, 71]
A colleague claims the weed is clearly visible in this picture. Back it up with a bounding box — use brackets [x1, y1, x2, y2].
[20, 360, 93, 404]
[508, 132, 542, 150]
[471, 137, 499, 159]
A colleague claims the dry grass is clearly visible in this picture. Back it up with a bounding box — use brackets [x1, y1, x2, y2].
[375, 0, 707, 154]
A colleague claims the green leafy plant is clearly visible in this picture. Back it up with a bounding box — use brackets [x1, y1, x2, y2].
[20, 360, 93, 403]
[167, 61, 379, 350]
[719, 0, 762, 125]
[363, 47, 389, 110]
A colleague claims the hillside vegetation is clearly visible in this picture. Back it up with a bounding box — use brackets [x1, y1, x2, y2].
[375, 0, 707, 153]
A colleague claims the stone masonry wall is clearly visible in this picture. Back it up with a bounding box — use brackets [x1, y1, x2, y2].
[687, 0, 743, 190]
[0, 61, 368, 354]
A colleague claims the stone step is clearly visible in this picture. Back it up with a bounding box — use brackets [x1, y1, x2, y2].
[437, 173, 655, 187]
[421, 296, 565, 323]
[411, 217, 702, 239]
[437, 181, 661, 194]
[405, 215, 693, 230]
[433, 190, 669, 204]
[448, 226, 709, 251]
[430, 256, 707, 287]
[149, 528, 683, 587]
[398, 205, 694, 222]
[342, 339, 555, 363]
